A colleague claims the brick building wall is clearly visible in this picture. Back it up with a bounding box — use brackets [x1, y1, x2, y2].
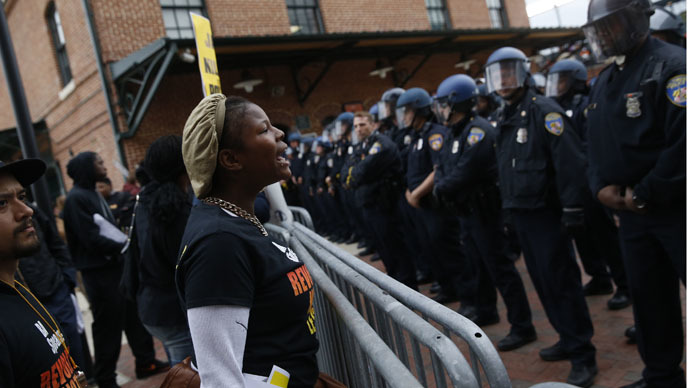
[0, 0, 529, 196]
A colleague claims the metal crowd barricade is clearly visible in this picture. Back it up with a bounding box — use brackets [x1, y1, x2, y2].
[290, 221, 512, 388]
[288, 205, 315, 230]
[267, 222, 487, 388]
[266, 223, 423, 387]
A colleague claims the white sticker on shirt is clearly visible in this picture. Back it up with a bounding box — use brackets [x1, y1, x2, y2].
[272, 242, 300, 262]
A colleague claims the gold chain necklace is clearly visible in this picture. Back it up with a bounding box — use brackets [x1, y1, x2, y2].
[203, 197, 268, 236]
[0, 278, 87, 387]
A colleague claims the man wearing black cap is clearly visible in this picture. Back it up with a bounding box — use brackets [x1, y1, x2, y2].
[0, 158, 86, 387]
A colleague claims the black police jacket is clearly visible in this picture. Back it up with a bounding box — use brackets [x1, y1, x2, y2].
[341, 142, 364, 188]
[435, 113, 498, 206]
[329, 139, 349, 183]
[351, 131, 403, 206]
[406, 122, 447, 191]
[495, 88, 588, 210]
[555, 93, 589, 142]
[290, 151, 306, 179]
[303, 153, 320, 190]
[586, 37, 686, 207]
[315, 152, 330, 190]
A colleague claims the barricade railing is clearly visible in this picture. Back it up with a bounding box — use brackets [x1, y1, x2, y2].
[288, 206, 315, 230]
[266, 223, 423, 387]
[267, 222, 488, 388]
[291, 221, 512, 388]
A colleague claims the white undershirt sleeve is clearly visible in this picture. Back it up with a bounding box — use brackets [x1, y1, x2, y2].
[187, 305, 251, 388]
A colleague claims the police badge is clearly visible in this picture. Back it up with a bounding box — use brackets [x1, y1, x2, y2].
[452, 140, 459, 154]
[417, 138, 424, 150]
[624, 92, 642, 118]
[404, 135, 412, 145]
[516, 128, 528, 144]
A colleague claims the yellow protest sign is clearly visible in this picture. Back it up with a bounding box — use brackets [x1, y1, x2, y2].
[190, 12, 221, 96]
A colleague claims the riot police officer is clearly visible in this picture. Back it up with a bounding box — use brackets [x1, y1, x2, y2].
[283, 132, 303, 206]
[331, 112, 357, 243]
[583, 1, 686, 387]
[397, 87, 472, 304]
[433, 74, 536, 351]
[350, 111, 417, 289]
[475, 84, 502, 129]
[486, 46, 597, 386]
[546, 59, 631, 310]
[377, 87, 406, 138]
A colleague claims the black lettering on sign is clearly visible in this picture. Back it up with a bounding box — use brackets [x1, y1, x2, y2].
[204, 58, 218, 75]
[209, 84, 221, 94]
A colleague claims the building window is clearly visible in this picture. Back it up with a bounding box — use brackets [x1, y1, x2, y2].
[286, 0, 324, 35]
[486, 0, 508, 28]
[46, 2, 72, 86]
[160, 0, 206, 39]
[426, 0, 450, 30]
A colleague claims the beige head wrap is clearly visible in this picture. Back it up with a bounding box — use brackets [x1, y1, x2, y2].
[182, 93, 227, 198]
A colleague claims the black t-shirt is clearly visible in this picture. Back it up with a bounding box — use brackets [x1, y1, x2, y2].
[0, 282, 80, 388]
[177, 203, 319, 388]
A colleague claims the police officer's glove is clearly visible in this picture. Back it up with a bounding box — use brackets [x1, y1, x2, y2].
[561, 208, 585, 236]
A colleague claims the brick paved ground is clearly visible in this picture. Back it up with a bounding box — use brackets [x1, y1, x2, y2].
[111, 241, 684, 388]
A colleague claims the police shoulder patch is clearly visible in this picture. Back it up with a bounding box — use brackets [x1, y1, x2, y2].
[544, 112, 564, 136]
[665, 74, 686, 107]
[428, 133, 443, 151]
[369, 142, 382, 155]
[466, 127, 485, 146]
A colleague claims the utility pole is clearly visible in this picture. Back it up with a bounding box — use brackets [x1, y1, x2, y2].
[0, 4, 54, 216]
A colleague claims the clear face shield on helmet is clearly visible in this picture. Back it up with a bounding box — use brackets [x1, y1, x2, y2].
[432, 98, 451, 124]
[582, 4, 651, 62]
[485, 60, 528, 94]
[334, 121, 344, 139]
[377, 101, 389, 121]
[395, 106, 410, 128]
[545, 71, 575, 97]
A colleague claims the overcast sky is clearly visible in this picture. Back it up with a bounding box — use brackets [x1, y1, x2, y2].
[525, 0, 589, 28]
[526, 0, 688, 28]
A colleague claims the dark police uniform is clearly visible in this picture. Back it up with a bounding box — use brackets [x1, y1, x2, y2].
[555, 92, 629, 299]
[406, 121, 471, 302]
[495, 88, 596, 367]
[342, 141, 376, 248]
[351, 131, 417, 289]
[586, 36, 686, 387]
[435, 113, 534, 335]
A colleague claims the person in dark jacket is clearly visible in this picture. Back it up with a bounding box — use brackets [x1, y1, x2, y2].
[135, 136, 194, 366]
[350, 111, 417, 289]
[96, 177, 135, 231]
[63, 151, 168, 388]
[486, 47, 597, 386]
[18, 203, 87, 373]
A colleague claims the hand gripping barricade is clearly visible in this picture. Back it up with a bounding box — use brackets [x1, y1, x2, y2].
[264, 182, 576, 388]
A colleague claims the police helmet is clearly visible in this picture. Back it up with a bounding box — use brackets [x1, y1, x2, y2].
[334, 112, 354, 138]
[394, 88, 433, 128]
[582, 0, 653, 61]
[650, 6, 686, 44]
[484, 47, 530, 94]
[315, 138, 332, 150]
[396, 87, 433, 109]
[546, 59, 588, 98]
[377, 87, 405, 121]
[368, 103, 379, 121]
[434, 74, 478, 122]
[287, 132, 301, 143]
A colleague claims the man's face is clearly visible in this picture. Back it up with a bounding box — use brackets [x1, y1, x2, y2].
[96, 182, 112, 198]
[353, 116, 374, 140]
[0, 172, 39, 261]
[93, 155, 107, 180]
